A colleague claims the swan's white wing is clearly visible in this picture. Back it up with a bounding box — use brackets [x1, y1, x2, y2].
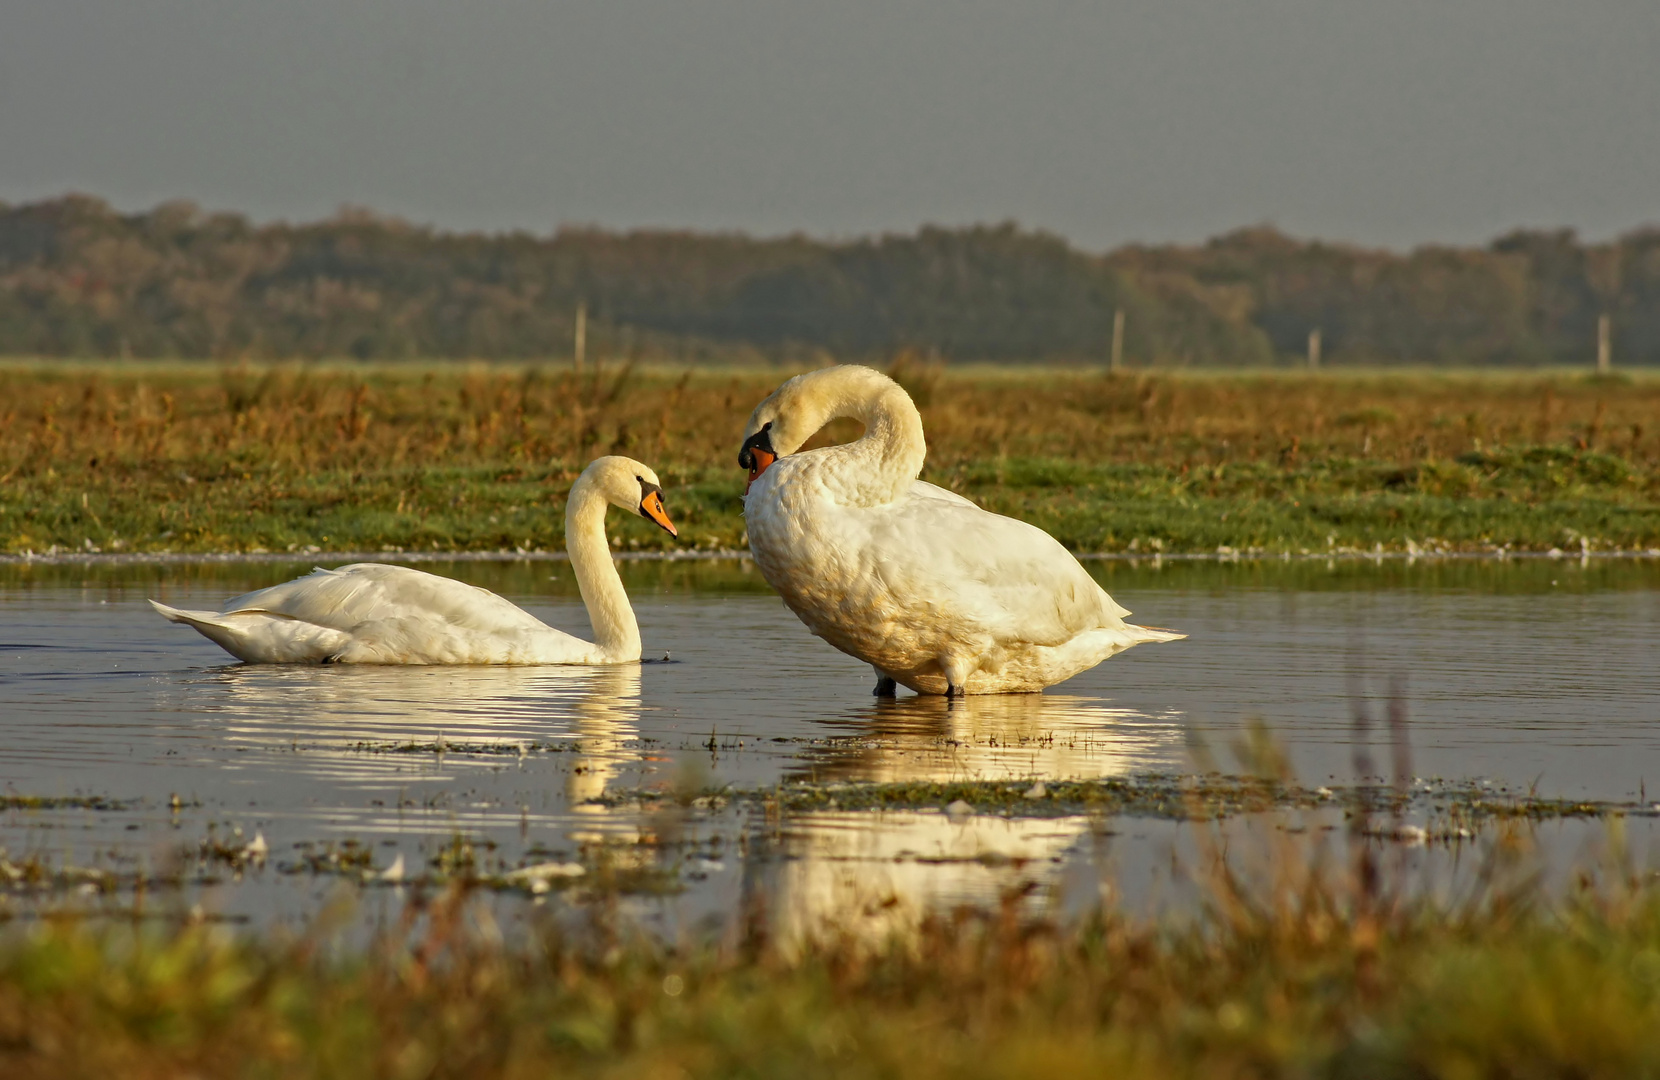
[865, 494, 1130, 647]
[221, 564, 555, 635]
[908, 480, 979, 509]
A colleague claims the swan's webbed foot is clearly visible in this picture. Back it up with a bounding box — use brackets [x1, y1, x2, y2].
[873, 674, 898, 697]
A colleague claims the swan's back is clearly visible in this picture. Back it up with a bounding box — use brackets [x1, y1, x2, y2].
[224, 564, 553, 635]
[872, 485, 1131, 644]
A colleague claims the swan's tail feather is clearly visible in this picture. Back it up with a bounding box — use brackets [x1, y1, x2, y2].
[148, 599, 346, 663]
[149, 599, 257, 661]
[149, 599, 224, 630]
[1130, 624, 1186, 643]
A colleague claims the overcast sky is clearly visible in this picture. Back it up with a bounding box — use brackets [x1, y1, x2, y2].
[4, 0, 1658, 250]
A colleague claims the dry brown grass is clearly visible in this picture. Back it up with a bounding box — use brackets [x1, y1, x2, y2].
[920, 368, 1659, 468]
[3, 362, 1655, 476]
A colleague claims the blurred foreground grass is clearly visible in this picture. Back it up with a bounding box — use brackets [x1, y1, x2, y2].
[3, 360, 1659, 555]
[2, 824, 1658, 1077]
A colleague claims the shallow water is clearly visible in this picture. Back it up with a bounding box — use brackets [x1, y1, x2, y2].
[1, 555, 1657, 936]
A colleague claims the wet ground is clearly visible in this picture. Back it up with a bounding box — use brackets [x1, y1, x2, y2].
[1, 555, 1657, 939]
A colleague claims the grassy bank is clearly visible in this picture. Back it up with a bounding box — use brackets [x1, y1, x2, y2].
[3, 361, 1658, 555]
[2, 829, 1657, 1077]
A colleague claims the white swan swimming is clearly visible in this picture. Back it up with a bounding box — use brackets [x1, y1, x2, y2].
[737, 365, 1183, 696]
[149, 456, 677, 665]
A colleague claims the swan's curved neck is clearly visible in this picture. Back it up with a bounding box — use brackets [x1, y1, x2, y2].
[565, 477, 640, 661]
[797, 377, 925, 505]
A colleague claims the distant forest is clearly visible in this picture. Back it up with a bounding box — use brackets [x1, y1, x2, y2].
[2, 194, 1657, 366]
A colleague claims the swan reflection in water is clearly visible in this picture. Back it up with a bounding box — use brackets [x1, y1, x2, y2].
[794, 692, 1186, 784]
[181, 664, 646, 837]
[751, 692, 1187, 948]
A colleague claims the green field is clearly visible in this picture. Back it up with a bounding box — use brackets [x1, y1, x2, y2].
[3, 361, 1658, 556]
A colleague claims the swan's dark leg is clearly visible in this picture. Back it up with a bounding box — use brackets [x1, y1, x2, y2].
[941, 655, 971, 700]
[872, 673, 898, 697]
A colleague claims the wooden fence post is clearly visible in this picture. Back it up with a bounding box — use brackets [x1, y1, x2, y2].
[1110, 309, 1125, 373]
[1307, 328, 1322, 370]
[1597, 313, 1611, 373]
[574, 301, 587, 372]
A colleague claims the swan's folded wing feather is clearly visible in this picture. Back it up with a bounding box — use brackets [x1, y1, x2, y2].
[908, 480, 979, 508]
[219, 564, 555, 635]
[867, 494, 1130, 646]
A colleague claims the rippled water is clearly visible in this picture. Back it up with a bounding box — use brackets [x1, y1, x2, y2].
[1, 555, 1656, 936]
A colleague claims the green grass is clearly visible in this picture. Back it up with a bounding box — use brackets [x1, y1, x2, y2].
[2, 462, 743, 556]
[9, 455, 1658, 557]
[3, 362, 1659, 555]
[951, 452, 1660, 554]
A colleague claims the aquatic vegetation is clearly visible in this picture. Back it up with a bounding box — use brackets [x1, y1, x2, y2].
[0, 795, 137, 812]
[1, 802, 1658, 1078]
[601, 774, 1657, 828]
[1, 363, 1657, 555]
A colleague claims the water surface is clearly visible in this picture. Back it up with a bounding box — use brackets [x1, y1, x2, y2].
[1, 555, 1656, 935]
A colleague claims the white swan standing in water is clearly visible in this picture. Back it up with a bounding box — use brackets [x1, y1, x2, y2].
[149, 456, 678, 665]
[738, 366, 1183, 696]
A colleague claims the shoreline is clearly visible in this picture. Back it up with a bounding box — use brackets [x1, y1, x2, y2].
[4, 547, 1658, 567]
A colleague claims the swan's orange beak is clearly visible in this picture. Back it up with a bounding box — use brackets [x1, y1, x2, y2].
[640, 490, 678, 537]
[744, 448, 776, 494]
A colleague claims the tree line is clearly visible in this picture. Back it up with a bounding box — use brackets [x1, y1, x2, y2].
[1, 194, 1655, 365]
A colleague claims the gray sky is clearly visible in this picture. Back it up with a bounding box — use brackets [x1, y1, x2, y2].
[4, 0, 1659, 250]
